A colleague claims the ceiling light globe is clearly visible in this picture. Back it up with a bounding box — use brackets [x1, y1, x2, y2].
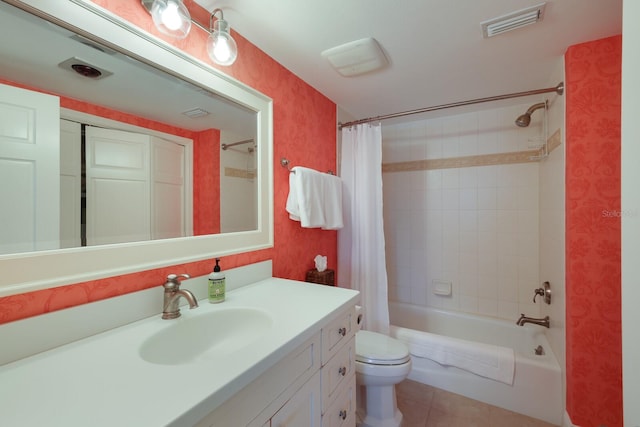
[207, 19, 238, 66]
[151, 0, 191, 39]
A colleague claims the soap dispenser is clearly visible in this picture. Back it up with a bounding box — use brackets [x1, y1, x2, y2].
[208, 258, 226, 303]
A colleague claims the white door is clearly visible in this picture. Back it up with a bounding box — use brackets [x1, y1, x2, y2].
[85, 126, 151, 246]
[59, 119, 82, 248]
[0, 83, 60, 255]
[152, 136, 187, 239]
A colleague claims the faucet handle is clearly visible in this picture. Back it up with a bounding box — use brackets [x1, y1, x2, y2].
[532, 281, 551, 304]
[163, 273, 190, 290]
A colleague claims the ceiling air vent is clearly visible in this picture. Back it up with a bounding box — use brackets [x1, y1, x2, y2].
[322, 38, 388, 77]
[58, 57, 113, 80]
[181, 108, 210, 118]
[481, 3, 546, 38]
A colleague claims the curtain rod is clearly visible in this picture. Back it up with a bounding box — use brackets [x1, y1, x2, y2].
[221, 138, 255, 150]
[338, 82, 564, 130]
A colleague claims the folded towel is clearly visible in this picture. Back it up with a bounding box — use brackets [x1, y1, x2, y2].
[322, 173, 343, 230]
[390, 325, 515, 385]
[285, 166, 343, 230]
[285, 171, 301, 221]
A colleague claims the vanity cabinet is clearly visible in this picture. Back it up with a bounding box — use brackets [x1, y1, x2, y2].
[196, 305, 356, 427]
[320, 307, 356, 427]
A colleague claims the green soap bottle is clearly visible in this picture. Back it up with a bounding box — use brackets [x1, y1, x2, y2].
[208, 258, 225, 303]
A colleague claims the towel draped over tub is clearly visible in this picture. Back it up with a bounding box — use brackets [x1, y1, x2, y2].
[390, 325, 515, 385]
[286, 166, 343, 230]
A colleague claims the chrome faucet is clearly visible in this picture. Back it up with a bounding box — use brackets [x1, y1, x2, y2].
[516, 314, 550, 328]
[162, 274, 198, 319]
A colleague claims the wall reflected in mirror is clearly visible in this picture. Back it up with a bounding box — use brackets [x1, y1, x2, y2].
[0, 1, 258, 256]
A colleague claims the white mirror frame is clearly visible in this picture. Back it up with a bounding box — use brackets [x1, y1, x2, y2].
[0, 0, 274, 297]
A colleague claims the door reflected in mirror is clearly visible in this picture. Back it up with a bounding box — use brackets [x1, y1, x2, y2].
[0, 1, 259, 255]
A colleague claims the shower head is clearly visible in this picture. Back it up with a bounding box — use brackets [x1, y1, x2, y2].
[515, 102, 546, 127]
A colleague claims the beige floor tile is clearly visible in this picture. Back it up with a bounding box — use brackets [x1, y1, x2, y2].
[396, 379, 435, 406]
[489, 406, 558, 427]
[394, 379, 560, 427]
[397, 401, 428, 427]
[425, 408, 492, 427]
[430, 388, 492, 420]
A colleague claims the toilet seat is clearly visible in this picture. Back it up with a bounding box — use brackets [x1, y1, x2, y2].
[356, 330, 410, 365]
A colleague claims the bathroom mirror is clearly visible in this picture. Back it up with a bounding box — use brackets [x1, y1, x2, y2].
[0, 0, 274, 296]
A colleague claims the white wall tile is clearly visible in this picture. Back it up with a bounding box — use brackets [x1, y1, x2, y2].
[459, 167, 478, 188]
[442, 168, 460, 189]
[425, 169, 443, 189]
[477, 166, 498, 187]
[478, 297, 498, 317]
[460, 188, 478, 210]
[496, 211, 518, 233]
[382, 103, 543, 320]
[442, 188, 460, 210]
[478, 210, 497, 232]
[460, 210, 478, 232]
[478, 188, 497, 210]
[498, 276, 518, 302]
[460, 295, 479, 312]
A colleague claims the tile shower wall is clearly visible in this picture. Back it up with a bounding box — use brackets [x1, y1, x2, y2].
[383, 104, 545, 320]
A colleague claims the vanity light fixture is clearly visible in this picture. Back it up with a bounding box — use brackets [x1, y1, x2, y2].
[206, 9, 238, 66]
[141, 1, 238, 66]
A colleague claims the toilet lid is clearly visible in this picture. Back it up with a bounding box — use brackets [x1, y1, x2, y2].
[356, 330, 410, 365]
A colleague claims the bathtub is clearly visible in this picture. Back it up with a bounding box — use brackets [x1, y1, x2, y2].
[389, 301, 562, 425]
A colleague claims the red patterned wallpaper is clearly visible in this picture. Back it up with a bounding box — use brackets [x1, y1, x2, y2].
[565, 35, 622, 427]
[0, 1, 337, 324]
[193, 128, 221, 235]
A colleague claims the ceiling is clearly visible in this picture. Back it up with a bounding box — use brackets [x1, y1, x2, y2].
[194, 0, 623, 124]
[0, 1, 255, 134]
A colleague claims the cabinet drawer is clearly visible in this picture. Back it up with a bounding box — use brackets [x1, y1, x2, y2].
[197, 332, 320, 427]
[321, 307, 354, 364]
[322, 374, 355, 427]
[321, 337, 354, 414]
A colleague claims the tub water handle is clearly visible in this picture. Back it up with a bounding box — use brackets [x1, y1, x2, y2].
[533, 281, 551, 304]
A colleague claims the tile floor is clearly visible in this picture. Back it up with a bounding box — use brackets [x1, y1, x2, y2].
[395, 379, 559, 427]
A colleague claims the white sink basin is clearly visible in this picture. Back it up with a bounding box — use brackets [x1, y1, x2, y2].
[139, 307, 274, 365]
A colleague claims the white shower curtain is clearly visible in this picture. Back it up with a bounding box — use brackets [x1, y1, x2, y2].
[338, 123, 390, 334]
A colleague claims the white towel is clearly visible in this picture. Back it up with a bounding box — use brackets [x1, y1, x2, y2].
[390, 325, 515, 385]
[322, 173, 343, 230]
[285, 170, 301, 221]
[285, 166, 343, 230]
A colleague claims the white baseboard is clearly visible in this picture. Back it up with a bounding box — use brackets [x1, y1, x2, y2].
[563, 411, 578, 427]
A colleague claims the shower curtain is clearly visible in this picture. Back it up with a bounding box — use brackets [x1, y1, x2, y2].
[338, 123, 390, 334]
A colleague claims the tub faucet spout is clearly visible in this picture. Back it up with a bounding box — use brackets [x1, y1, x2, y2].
[516, 314, 550, 328]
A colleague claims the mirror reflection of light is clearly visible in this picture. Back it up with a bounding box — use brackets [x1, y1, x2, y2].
[160, 2, 182, 31]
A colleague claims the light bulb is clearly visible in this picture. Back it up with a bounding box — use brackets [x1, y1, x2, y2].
[207, 19, 238, 66]
[150, 0, 191, 39]
[213, 38, 232, 62]
[160, 2, 182, 31]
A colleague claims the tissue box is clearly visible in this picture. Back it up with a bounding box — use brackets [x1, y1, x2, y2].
[305, 269, 335, 286]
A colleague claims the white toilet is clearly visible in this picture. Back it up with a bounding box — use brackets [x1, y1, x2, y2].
[355, 330, 412, 427]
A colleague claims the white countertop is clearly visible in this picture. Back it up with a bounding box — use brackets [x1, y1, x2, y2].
[0, 278, 359, 426]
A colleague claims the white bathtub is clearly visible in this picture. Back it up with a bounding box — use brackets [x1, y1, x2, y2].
[389, 301, 562, 425]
